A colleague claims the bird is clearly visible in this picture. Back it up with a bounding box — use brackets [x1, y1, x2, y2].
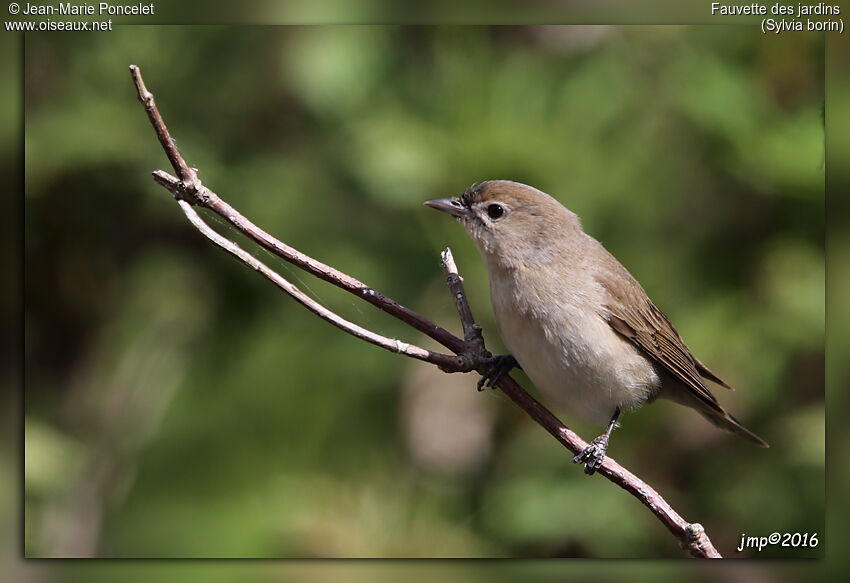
[425, 180, 768, 475]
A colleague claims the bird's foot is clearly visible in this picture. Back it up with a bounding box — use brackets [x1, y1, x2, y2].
[477, 354, 518, 391]
[572, 434, 610, 475]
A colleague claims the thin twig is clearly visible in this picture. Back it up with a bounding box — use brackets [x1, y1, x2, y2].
[151, 168, 465, 355]
[130, 65, 198, 189]
[131, 64, 721, 558]
[175, 197, 461, 369]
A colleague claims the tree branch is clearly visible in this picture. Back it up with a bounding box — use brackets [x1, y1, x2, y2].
[130, 64, 721, 558]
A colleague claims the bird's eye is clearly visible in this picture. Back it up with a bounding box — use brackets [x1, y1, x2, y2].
[487, 204, 504, 219]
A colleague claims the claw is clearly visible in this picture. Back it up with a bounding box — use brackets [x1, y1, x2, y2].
[572, 435, 610, 475]
[477, 354, 518, 391]
[572, 407, 621, 476]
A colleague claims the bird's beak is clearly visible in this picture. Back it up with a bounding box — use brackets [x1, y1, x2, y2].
[424, 197, 468, 219]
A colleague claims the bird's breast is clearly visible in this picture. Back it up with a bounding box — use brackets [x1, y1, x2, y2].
[489, 268, 660, 425]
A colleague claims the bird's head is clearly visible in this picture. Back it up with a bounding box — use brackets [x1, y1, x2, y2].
[425, 180, 581, 270]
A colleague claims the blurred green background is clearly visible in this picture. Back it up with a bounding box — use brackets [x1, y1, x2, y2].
[23, 26, 823, 560]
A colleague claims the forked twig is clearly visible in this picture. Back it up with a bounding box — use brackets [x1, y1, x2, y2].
[129, 64, 721, 558]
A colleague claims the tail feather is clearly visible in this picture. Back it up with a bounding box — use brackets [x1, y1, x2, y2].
[698, 406, 769, 448]
[658, 372, 768, 447]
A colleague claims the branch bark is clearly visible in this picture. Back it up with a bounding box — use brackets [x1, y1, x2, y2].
[129, 64, 722, 559]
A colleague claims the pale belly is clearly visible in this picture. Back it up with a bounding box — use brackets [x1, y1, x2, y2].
[492, 293, 660, 425]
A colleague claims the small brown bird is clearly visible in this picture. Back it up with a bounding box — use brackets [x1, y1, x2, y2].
[425, 180, 768, 474]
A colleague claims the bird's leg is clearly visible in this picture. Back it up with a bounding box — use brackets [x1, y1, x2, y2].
[476, 354, 519, 391]
[572, 408, 621, 475]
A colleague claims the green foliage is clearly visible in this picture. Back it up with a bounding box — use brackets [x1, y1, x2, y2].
[24, 26, 823, 558]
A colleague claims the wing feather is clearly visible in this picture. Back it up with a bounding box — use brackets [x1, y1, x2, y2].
[597, 272, 728, 412]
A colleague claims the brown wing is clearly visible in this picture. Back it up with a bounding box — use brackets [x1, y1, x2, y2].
[597, 272, 728, 412]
